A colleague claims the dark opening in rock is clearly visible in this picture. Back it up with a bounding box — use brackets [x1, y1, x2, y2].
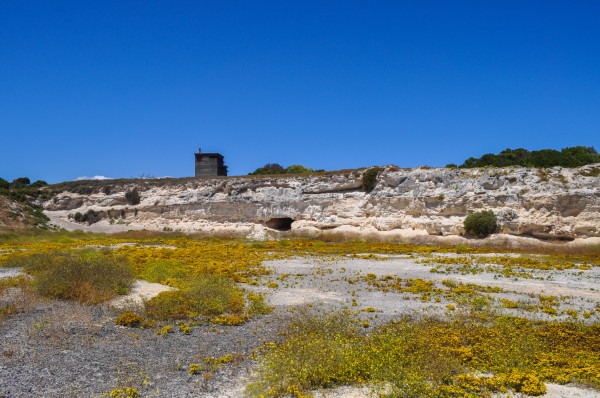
[266, 217, 293, 231]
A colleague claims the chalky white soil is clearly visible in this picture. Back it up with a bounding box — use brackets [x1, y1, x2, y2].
[110, 280, 176, 309]
[257, 254, 599, 323]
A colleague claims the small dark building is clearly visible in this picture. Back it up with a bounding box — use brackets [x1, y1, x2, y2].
[195, 148, 228, 177]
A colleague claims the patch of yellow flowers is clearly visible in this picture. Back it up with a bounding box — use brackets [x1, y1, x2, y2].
[247, 310, 599, 397]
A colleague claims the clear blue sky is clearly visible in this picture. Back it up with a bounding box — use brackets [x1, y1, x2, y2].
[1, 1, 599, 183]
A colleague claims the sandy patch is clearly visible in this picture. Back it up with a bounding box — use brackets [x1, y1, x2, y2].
[110, 280, 176, 309]
[0, 268, 24, 279]
[543, 383, 600, 398]
[269, 288, 345, 305]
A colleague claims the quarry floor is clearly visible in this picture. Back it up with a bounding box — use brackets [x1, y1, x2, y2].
[1, 250, 599, 397]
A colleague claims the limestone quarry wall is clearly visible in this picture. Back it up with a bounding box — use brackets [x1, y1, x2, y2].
[42, 164, 600, 240]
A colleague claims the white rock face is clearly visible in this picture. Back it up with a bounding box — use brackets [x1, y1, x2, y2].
[42, 164, 600, 240]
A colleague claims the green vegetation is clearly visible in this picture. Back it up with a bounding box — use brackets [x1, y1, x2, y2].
[8, 250, 134, 304]
[109, 387, 139, 398]
[463, 210, 499, 238]
[1, 232, 599, 396]
[73, 209, 104, 225]
[144, 273, 245, 320]
[0, 175, 54, 204]
[115, 311, 146, 327]
[29, 180, 48, 188]
[248, 309, 598, 397]
[125, 188, 141, 205]
[460, 146, 600, 168]
[285, 164, 317, 174]
[361, 167, 382, 192]
[0, 176, 54, 229]
[249, 163, 319, 175]
[10, 177, 31, 189]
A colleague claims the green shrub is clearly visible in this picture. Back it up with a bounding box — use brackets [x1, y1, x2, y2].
[179, 322, 192, 334]
[144, 274, 245, 320]
[248, 311, 596, 398]
[247, 292, 273, 315]
[22, 250, 134, 304]
[84, 209, 103, 224]
[10, 177, 30, 189]
[156, 325, 173, 337]
[141, 260, 187, 284]
[72, 209, 104, 225]
[362, 167, 382, 193]
[115, 311, 145, 327]
[145, 291, 196, 320]
[463, 210, 499, 238]
[188, 363, 202, 375]
[29, 209, 49, 227]
[29, 180, 48, 188]
[188, 274, 245, 315]
[249, 164, 316, 175]
[0, 178, 9, 190]
[460, 146, 600, 168]
[125, 188, 141, 205]
[285, 165, 314, 174]
[249, 164, 286, 175]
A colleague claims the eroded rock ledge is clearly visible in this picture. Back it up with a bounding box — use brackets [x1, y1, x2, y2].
[42, 164, 600, 240]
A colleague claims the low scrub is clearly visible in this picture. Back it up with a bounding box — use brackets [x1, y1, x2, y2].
[140, 260, 188, 285]
[72, 209, 104, 225]
[11, 250, 134, 304]
[0, 275, 33, 322]
[247, 309, 598, 397]
[144, 273, 245, 320]
[115, 311, 146, 328]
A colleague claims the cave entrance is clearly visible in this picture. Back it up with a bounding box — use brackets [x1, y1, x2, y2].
[266, 217, 293, 231]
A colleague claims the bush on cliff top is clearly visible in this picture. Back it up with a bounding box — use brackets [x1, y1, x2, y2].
[249, 164, 316, 175]
[460, 146, 600, 168]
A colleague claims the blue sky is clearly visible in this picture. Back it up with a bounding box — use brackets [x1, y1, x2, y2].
[1, 1, 599, 183]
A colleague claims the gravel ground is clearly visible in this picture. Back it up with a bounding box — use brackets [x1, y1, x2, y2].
[0, 298, 284, 398]
[1, 252, 599, 397]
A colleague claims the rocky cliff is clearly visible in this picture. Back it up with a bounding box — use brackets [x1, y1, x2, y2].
[41, 164, 600, 241]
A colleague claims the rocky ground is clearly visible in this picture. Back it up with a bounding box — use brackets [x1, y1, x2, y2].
[0, 296, 283, 398]
[1, 251, 599, 397]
